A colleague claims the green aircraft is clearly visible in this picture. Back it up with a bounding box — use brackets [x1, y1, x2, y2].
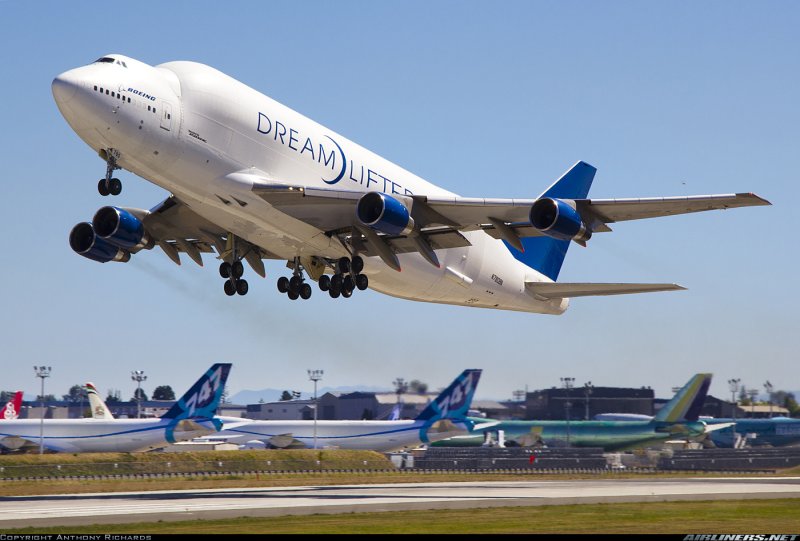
[435, 373, 724, 451]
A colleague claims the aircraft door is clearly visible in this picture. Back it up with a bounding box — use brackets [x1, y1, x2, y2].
[160, 102, 172, 131]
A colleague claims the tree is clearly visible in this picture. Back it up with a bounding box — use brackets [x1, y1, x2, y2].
[132, 388, 148, 402]
[105, 389, 121, 403]
[152, 385, 175, 400]
[409, 380, 428, 394]
[280, 390, 293, 401]
[0, 391, 16, 403]
[62, 384, 84, 403]
[35, 394, 56, 402]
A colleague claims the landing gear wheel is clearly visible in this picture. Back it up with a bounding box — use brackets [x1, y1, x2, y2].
[355, 274, 369, 290]
[342, 288, 353, 298]
[329, 287, 341, 299]
[236, 279, 249, 296]
[351, 256, 364, 275]
[337, 257, 351, 274]
[318, 275, 331, 291]
[289, 275, 303, 291]
[300, 283, 312, 300]
[277, 276, 289, 293]
[343, 275, 355, 292]
[98, 179, 110, 196]
[108, 178, 122, 196]
[288, 289, 299, 300]
[231, 261, 244, 279]
[224, 280, 236, 296]
[219, 262, 232, 279]
[331, 274, 343, 291]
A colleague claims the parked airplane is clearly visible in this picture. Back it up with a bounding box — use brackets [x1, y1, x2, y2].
[84, 382, 113, 420]
[216, 369, 481, 452]
[702, 417, 800, 448]
[53, 55, 769, 313]
[0, 364, 230, 453]
[436, 373, 722, 451]
[1, 392, 23, 420]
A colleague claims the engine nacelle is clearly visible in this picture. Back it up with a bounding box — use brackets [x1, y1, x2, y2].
[92, 206, 152, 251]
[356, 192, 415, 236]
[69, 222, 131, 263]
[529, 197, 592, 243]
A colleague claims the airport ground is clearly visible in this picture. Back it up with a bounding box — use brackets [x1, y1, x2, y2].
[1, 451, 798, 533]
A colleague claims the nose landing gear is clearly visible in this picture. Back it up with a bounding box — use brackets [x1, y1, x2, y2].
[98, 148, 122, 196]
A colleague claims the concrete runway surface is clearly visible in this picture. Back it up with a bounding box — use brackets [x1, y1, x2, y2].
[1, 477, 799, 528]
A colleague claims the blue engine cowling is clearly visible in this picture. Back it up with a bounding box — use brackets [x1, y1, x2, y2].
[529, 197, 592, 243]
[92, 206, 152, 250]
[356, 192, 415, 236]
[69, 222, 131, 263]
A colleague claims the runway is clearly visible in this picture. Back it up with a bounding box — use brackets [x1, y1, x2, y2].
[2, 477, 799, 528]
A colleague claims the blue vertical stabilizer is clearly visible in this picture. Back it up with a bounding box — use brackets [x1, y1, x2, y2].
[507, 161, 596, 280]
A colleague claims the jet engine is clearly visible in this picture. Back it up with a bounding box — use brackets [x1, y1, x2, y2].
[529, 197, 592, 243]
[69, 222, 131, 263]
[92, 206, 152, 250]
[356, 192, 415, 236]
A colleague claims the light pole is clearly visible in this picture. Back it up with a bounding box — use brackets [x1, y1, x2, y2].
[728, 378, 740, 444]
[764, 380, 774, 418]
[131, 370, 147, 419]
[560, 377, 574, 446]
[33, 366, 51, 455]
[583, 381, 593, 420]
[308, 369, 323, 449]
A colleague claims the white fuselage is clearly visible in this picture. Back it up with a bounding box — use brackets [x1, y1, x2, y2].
[0, 418, 217, 453]
[220, 419, 467, 452]
[52, 55, 567, 313]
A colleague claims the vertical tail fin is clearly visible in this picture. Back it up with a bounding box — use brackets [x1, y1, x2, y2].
[415, 369, 482, 422]
[85, 382, 114, 419]
[507, 161, 597, 280]
[161, 363, 232, 420]
[1, 391, 23, 420]
[653, 373, 712, 423]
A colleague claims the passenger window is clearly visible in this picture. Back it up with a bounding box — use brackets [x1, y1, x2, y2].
[105, 90, 109, 95]
[147, 105, 151, 111]
[93, 85, 97, 91]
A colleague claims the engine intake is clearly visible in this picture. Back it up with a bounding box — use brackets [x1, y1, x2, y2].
[92, 206, 152, 250]
[530, 197, 592, 243]
[356, 192, 415, 236]
[69, 222, 130, 263]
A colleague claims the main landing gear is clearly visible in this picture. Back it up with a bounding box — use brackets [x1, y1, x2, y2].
[219, 260, 249, 296]
[276, 256, 368, 301]
[318, 256, 368, 300]
[97, 148, 122, 196]
[276, 257, 313, 300]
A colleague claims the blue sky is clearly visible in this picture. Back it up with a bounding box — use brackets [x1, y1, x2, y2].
[0, 1, 796, 405]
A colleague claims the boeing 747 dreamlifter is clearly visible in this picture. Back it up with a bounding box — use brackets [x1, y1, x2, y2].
[53, 55, 770, 313]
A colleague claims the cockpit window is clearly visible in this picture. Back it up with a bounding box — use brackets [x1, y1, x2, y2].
[95, 57, 115, 63]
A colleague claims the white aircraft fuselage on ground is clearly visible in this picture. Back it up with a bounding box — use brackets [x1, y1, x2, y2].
[0, 418, 218, 453]
[52, 55, 769, 313]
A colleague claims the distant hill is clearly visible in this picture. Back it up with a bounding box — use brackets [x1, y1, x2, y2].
[230, 385, 391, 405]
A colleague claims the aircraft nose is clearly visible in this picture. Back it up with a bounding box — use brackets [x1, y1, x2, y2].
[52, 69, 80, 104]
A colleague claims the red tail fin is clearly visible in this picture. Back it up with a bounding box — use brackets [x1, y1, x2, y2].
[2, 391, 23, 420]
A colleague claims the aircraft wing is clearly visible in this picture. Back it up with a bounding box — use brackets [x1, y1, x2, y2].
[140, 196, 278, 273]
[248, 174, 769, 257]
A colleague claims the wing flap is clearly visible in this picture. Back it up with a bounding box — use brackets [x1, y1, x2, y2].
[526, 281, 686, 299]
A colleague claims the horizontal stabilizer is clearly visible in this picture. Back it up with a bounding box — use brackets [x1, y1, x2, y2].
[526, 281, 685, 299]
